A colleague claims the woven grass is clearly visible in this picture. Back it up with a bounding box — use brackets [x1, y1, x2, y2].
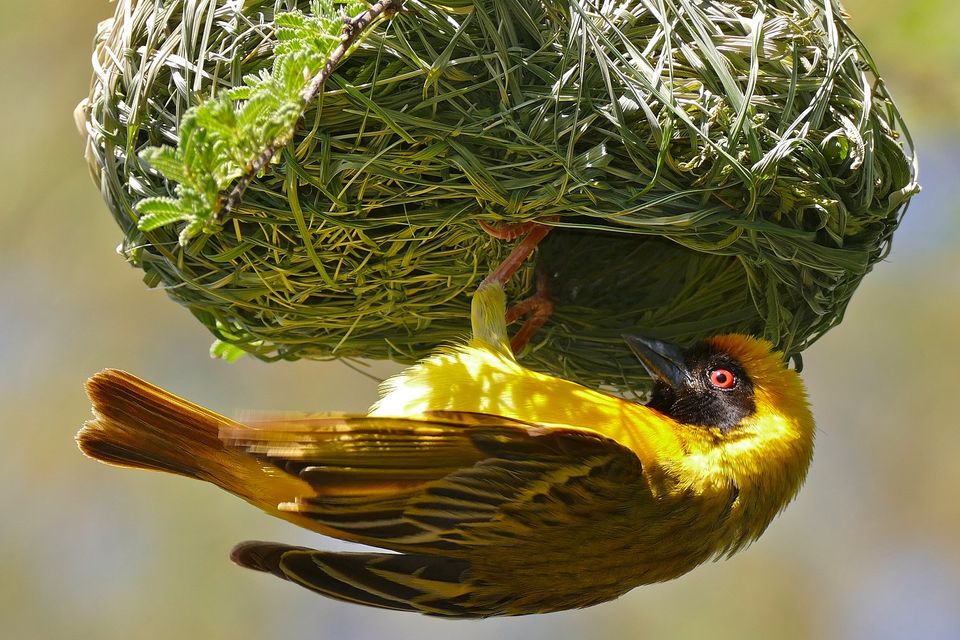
[78, 0, 919, 393]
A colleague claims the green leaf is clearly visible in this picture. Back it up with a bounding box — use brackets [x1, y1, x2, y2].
[210, 339, 247, 362]
[136, 197, 191, 230]
[178, 218, 206, 245]
[139, 146, 187, 183]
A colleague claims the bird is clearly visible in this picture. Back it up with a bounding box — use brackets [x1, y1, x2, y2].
[77, 281, 815, 617]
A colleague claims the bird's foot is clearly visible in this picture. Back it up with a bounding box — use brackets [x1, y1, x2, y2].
[478, 220, 538, 241]
[505, 271, 554, 354]
[480, 221, 554, 288]
[477, 219, 556, 354]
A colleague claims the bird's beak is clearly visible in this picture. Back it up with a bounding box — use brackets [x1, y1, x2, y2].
[622, 335, 692, 389]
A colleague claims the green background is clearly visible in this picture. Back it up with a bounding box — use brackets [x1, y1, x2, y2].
[2, 1, 958, 638]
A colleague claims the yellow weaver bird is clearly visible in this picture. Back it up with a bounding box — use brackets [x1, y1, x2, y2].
[77, 282, 815, 617]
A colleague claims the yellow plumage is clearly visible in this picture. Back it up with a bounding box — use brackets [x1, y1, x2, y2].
[77, 282, 815, 617]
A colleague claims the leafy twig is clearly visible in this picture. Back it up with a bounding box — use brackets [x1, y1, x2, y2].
[135, 0, 397, 245]
[220, 0, 399, 220]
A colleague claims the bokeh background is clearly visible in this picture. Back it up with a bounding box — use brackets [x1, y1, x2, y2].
[2, 1, 958, 638]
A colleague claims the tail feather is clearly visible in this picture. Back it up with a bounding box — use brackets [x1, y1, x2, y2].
[78, 369, 331, 535]
[78, 369, 236, 480]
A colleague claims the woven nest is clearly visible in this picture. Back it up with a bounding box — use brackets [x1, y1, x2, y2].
[78, 0, 918, 393]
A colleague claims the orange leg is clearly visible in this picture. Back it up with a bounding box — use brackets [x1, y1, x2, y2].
[478, 220, 539, 241]
[480, 221, 555, 353]
[504, 271, 554, 353]
[481, 223, 553, 288]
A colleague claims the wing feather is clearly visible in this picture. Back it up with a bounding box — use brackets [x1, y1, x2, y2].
[223, 411, 644, 553]
[232, 541, 475, 616]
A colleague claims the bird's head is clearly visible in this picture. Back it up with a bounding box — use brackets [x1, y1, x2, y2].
[624, 333, 816, 550]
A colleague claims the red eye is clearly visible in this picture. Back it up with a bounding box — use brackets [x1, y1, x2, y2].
[708, 368, 736, 389]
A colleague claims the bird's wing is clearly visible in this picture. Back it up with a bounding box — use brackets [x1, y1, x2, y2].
[222, 411, 644, 553]
[224, 412, 647, 617]
[230, 542, 479, 616]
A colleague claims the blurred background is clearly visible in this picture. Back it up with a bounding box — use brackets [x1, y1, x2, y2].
[1, 1, 957, 638]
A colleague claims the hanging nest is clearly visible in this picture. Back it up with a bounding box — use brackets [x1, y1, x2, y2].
[78, 0, 918, 393]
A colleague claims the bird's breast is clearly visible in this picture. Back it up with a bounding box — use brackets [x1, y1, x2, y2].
[370, 344, 683, 458]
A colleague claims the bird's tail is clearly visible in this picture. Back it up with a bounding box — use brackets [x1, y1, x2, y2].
[77, 368, 311, 513]
[77, 369, 244, 481]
